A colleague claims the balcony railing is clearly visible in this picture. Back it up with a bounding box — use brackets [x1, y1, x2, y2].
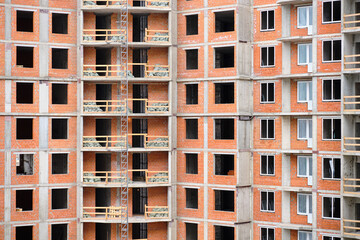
[83, 0, 125, 7]
[83, 100, 127, 113]
[144, 28, 169, 43]
[344, 54, 360, 71]
[83, 170, 169, 184]
[83, 206, 127, 220]
[344, 96, 360, 112]
[83, 29, 126, 43]
[344, 137, 360, 153]
[83, 99, 169, 114]
[344, 13, 360, 30]
[82, 134, 169, 149]
[343, 219, 360, 237]
[132, 0, 170, 7]
[343, 178, 360, 194]
[83, 64, 170, 78]
[144, 205, 169, 219]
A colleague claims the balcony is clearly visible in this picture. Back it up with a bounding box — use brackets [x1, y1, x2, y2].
[83, 206, 127, 220]
[344, 13, 360, 33]
[343, 219, 360, 238]
[343, 178, 360, 195]
[82, 134, 169, 150]
[83, 170, 169, 185]
[344, 137, 360, 154]
[82, 205, 169, 221]
[82, 64, 170, 79]
[82, 0, 125, 8]
[144, 29, 169, 43]
[82, 29, 126, 44]
[344, 54, 360, 72]
[131, 0, 170, 8]
[344, 96, 360, 112]
[82, 99, 169, 114]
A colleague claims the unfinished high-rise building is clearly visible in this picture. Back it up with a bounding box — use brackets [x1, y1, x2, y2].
[0, 0, 354, 239]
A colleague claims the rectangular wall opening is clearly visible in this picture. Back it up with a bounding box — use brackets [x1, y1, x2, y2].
[132, 153, 148, 181]
[52, 48, 68, 69]
[186, 84, 198, 105]
[96, 84, 112, 111]
[16, 46, 34, 68]
[132, 119, 148, 147]
[186, 119, 198, 139]
[96, 49, 112, 76]
[215, 11, 234, 32]
[96, 153, 111, 182]
[186, 153, 198, 174]
[215, 119, 234, 139]
[16, 118, 33, 140]
[52, 119, 68, 139]
[186, 223, 198, 240]
[52, 84, 68, 104]
[52, 153, 68, 175]
[133, 188, 148, 215]
[133, 84, 148, 113]
[215, 190, 234, 212]
[186, 49, 198, 70]
[52, 13, 68, 34]
[51, 188, 68, 210]
[16, 82, 33, 104]
[186, 188, 198, 209]
[132, 49, 148, 78]
[215, 83, 234, 104]
[214, 154, 234, 176]
[215, 47, 234, 68]
[96, 14, 111, 41]
[16, 226, 33, 240]
[17, 10, 33, 32]
[96, 119, 112, 147]
[215, 226, 234, 240]
[186, 15, 198, 35]
[95, 223, 111, 240]
[132, 223, 148, 239]
[16, 154, 34, 175]
[51, 224, 68, 240]
[133, 15, 148, 42]
[16, 189, 33, 211]
[96, 188, 111, 213]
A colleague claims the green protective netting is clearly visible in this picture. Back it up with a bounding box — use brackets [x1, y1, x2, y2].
[147, 64, 169, 77]
[110, 35, 125, 41]
[149, 1, 169, 7]
[151, 32, 169, 42]
[147, 172, 168, 183]
[83, 173, 101, 183]
[84, 68, 99, 77]
[83, 102, 103, 112]
[148, 207, 169, 218]
[83, 36, 94, 41]
[84, 1, 96, 5]
[83, 137, 102, 148]
[147, 102, 169, 112]
[146, 137, 169, 148]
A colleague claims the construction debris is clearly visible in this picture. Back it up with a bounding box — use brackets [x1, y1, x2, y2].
[148, 207, 169, 218]
[147, 102, 169, 112]
[84, 1, 96, 5]
[148, 64, 169, 77]
[83, 68, 99, 77]
[147, 172, 168, 183]
[151, 32, 169, 42]
[83, 102, 103, 112]
[146, 137, 168, 148]
[83, 173, 101, 183]
[83, 137, 102, 148]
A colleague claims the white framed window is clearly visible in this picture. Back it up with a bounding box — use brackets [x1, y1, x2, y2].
[298, 43, 312, 65]
[297, 193, 312, 223]
[261, 46, 275, 67]
[298, 231, 312, 240]
[260, 155, 275, 176]
[322, 196, 340, 219]
[322, 40, 341, 62]
[297, 156, 312, 178]
[323, 236, 340, 240]
[297, 81, 312, 109]
[261, 227, 275, 240]
[260, 119, 275, 139]
[260, 191, 275, 212]
[260, 82, 275, 103]
[260, 10, 275, 31]
[323, 157, 341, 180]
[322, 0, 341, 23]
[298, 6, 313, 28]
[297, 119, 312, 140]
[322, 79, 340, 101]
[322, 118, 341, 140]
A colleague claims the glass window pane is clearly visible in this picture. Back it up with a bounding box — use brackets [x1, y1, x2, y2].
[298, 157, 307, 176]
[268, 156, 274, 175]
[261, 47, 268, 66]
[261, 83, 268, 102]
[323, 119, 332, 139]
[308, 82, 312, 101]
[333, 0, 341, 21]
[261, 156, 267, 174]
[268, 10, 274, 29]
[298, 44, 307, 64]
[309, 6, 313, 25]
[268, 120, 274, 138]
[298, 120, 307, 139]
[323, 1, 332, 22]
[333, 79, 341, 100]
[261, 11, 267, 30]
[268, 47, 275, 66]
[333, 40, 341, 61]
[298, 194, 307, 213]
[298, 82, 307, 101]
[298, 7, 307, 27]
[268, 83, 275, 102]
[323, 80, 332, 100]
[323, 158, 331, 178]
[323, 41, 332, 61]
